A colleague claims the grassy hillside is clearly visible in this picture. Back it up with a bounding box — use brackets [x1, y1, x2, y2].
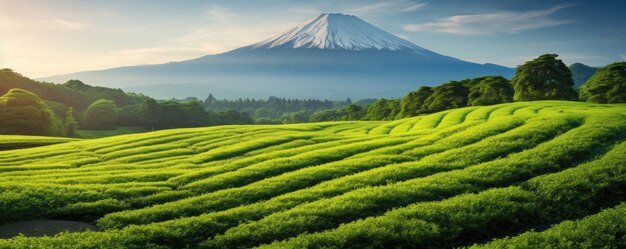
[0, 135, 78, 151]
[0, 101, 625, 248]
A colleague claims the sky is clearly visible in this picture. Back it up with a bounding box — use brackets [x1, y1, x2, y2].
[0, 0, 624, 78]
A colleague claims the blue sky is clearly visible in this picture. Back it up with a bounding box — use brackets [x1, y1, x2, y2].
[0, 0, 624, 77]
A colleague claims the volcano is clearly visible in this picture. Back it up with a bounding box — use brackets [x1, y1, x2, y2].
[41, 13, 514, 99]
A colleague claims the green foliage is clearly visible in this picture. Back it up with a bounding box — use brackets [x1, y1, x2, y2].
[398, 86, 433, 117]
[136, 98, 162, 129]
[365, 98, 400, 120]
[422, 81, 469, 113]
[309, 109, 348, 122]
[0, 88, 63, 136]
[82, 99, 118, 130]
[0, 70, 258, 136]
[473, 203, 626, 249]
[0, 135, 77, 151]
[0, 101, 624, 248]
[63, 108, 78, 137]
[0, 70, 145, 112]
[468, 76, 514, 106]
[579, 62, 626, 103]
[76, 127, 147, 139]
[512, 54, 578, 101]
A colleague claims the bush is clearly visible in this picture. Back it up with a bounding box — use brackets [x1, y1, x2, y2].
[468, 76, 514, 106]
[83, 99, 118, 130]
[579, 62, 626, 103]
[421, 81, 469, 113]
[0, 88, 63, 136]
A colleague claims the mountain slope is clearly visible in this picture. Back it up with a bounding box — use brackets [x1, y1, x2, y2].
[0, 101, 625, 248]
[250, 13, 429, 52]
[41, 13, 514, 99]
[569, 63, 598, 88]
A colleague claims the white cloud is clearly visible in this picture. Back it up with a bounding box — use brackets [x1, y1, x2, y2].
[403, 5, 571, 35]
[350, 0, 426, 15]
[620, 55, 626, 61]
[44, 18, 88, 30]
[0, 15, 88, 31]
[204, 4, 238, 24]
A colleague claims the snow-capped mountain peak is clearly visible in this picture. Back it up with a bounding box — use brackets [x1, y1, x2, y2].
[251, 13, 427, 52]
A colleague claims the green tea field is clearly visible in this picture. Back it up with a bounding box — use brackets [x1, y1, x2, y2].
[1, 100, 625, 248]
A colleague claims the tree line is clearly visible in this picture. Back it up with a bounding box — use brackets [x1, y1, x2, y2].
[0, 70, 253, 137]
[0, 54, 624, 137]
[339, 54, 624, 122]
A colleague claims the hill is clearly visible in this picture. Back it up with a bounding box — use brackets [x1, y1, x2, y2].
[40, 13, 514, 99]
[580, 62, 626, 103]
[0, 69, 142, 113]
[0, 100, 625, 248]
[0, 69, 256, 133]
[569, 63, 598, 88]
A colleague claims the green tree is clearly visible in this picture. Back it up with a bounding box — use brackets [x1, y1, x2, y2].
[64, 107, 78, 137]
[0, 88, 63, 136]
[468, 76, 514, 106]
[254, 107, 275, 119]
[136, 98, 162, 130]
[398, 86, 434, 118]
[83, 99, 118, 130]
[346, 104, 365, 120]
[365, 99, 400, 120]
[579, 62, 626, 103]
[309, 109, 345, 122]
[421, 81, 469, 113]
[512, 54, 578, 101]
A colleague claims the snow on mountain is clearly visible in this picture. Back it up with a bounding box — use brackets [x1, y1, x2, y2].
[250, 13, 427, 52]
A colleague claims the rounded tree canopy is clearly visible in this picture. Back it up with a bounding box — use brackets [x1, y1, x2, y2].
[421, 81, 469, 113]
[83, 99, 118, 130]
[512, 54, 578, 101]
[399, 86, 434, 118]
[468, 76, 514, 106]
[579, 62, 626, 103]
[0, 88, 62, 136]
[365, 99, 400, 121]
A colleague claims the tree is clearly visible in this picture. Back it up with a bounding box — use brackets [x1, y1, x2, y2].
[421, 81, 469, 113]
[346, 104, 365, 120]
[309, 109, 346, 122]
[83, 99, 118, 130]
[136, 98, 162, 130]
[365, 99, 400, 120]
[512, 54, 578, 101]
[64, 107, 78, 137]
[468, 76, 514, 106]
[254, 107, 275, 119]
[0, 88, 63, 136]
[579, 62, 626, 103]
[398, 86, 434, 118]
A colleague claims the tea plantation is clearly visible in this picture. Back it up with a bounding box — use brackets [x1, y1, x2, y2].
[0, 101, 625, 248]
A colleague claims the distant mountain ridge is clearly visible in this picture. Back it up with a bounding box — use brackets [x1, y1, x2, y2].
[569, 63, 598, 88]
[41, 13, 515, 99]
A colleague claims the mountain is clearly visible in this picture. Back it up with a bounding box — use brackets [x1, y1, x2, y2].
[569, 63, 598, 88]
[41, 13, 515, 99]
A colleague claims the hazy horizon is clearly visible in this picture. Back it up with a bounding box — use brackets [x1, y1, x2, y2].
[1, 0, 625, 78]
